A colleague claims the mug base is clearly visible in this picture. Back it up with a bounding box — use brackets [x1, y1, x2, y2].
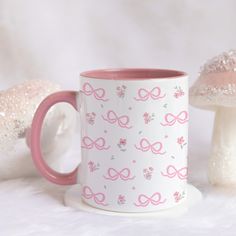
[63, 184, 202, 218]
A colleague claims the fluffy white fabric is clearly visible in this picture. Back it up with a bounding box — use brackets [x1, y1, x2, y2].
[1, 144, 236, 236]
[0, 0, 236, 235]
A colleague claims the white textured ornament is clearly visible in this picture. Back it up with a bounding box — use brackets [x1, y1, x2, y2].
[0, 80, 60, 151]
[209, 107, 236, 186]
[190, 50, 236, 110]
[0, 80, 76, 180]
[200, 49, 236, 75]
[64, 184, 202, 218]
[190, 49, 236, 186]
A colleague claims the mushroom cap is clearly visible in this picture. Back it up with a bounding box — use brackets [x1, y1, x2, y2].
[190, 50, 236, 110]
[0, 80, 60, 151]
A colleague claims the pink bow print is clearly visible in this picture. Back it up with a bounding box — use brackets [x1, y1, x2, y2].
[161, 165, 188, 180]
[81, 82, 109, 101]
[81, 136, 110, 150]
[82, 186, 108, 206]
[134, 87, 166, 101]
[102, 110, 132, 129]
[160, 111, 189, 126]
[103, 168, 135, 181]
[135, 138, 166, 155]
[134, 192, 166, 207]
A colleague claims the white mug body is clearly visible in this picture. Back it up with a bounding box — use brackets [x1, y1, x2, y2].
[77, 69, 188, 213]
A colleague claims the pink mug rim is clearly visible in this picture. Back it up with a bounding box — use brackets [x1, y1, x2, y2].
[80, 68, 187, 81]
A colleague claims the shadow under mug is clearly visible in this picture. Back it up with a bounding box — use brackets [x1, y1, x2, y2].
[30, 68, 189, 213]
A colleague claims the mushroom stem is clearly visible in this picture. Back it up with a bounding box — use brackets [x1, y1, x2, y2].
[209, 107, 236, 186]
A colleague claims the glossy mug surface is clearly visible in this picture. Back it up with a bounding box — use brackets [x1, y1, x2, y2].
[30, 68, 189, 213]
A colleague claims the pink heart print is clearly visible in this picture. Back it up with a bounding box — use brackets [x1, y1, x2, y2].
[134, 192, 166, 207]
[103, 168, 135, 181]
[135, 138, 166, 155]
[81, 136, 110, 150]
[160, 111, 189, 126]
[134, 87, 166, 101]
[102, 110, 132, 129]
[81, 82, 109, 101]
[82, 186, 108, 206]
[161, 165, 188, 180]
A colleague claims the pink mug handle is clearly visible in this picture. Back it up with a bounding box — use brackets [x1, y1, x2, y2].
[30, 91, 79, 185]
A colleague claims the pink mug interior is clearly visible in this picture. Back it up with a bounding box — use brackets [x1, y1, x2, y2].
[80, 68, 187, 80]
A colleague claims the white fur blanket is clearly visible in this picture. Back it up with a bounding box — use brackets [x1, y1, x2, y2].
[2, 143, 236, 236]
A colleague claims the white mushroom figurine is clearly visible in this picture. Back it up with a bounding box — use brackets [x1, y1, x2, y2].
[190, 50, 236, 186]
[0, 80, 76, 180]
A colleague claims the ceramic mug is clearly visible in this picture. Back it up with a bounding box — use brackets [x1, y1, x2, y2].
[30, 68, 189, 213]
